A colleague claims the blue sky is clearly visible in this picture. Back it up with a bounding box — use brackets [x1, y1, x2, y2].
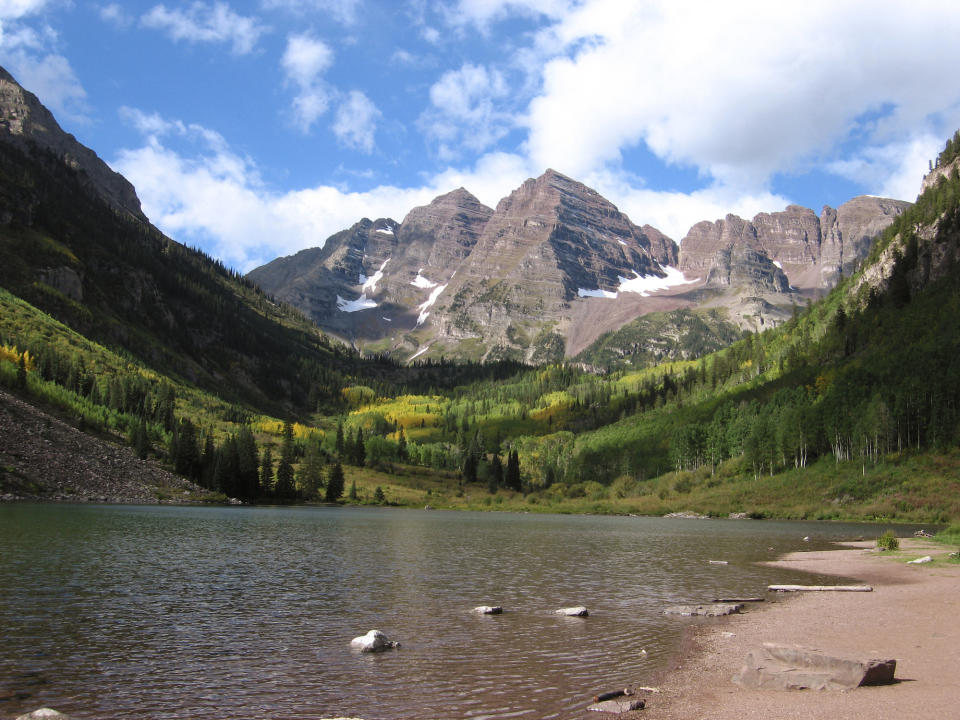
[3, 0, 960, 271]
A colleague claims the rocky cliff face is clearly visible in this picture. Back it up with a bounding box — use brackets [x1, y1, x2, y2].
[251, 169, 910, 362]
[250, 170, 691, 362]
[679, 197, 909, 298]
[0, 66, 146, 222]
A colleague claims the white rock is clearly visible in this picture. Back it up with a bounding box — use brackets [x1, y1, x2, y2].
[16, 711, 71, 720]
[907, 555, 933, 564]
[473, 605, 503, 614]
[556, 606, 589, 617]
[350, 629, 400, 652]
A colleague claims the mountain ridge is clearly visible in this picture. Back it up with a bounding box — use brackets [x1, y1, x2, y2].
[250, 173, 908, 365]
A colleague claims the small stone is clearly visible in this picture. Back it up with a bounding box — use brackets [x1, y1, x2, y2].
[556, 606, 589, 617]
[350, 629, 400, 652]
[473, 605, 503, 614]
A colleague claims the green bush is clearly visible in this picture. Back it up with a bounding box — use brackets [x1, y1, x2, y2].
[877, 529, 900, 551]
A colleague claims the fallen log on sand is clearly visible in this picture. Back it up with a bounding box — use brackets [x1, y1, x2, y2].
[767, 584, 872, 592]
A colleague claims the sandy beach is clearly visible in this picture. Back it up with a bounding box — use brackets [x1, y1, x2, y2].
[599, 538, 960, 720]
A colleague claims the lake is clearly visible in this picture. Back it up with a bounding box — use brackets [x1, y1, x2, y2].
[0, 504, 897, 719]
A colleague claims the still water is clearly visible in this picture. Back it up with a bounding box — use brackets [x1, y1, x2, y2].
[0, 504, 895, 719]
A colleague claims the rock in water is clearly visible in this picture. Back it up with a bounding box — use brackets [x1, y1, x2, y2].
[473, 605, 503, 614]
[733, 643, 896, 691]
[664, 603, 744, 617]
[556, 606, 589, 617]
[587, 698, 645, 713]
[16, 710, 71, 720]
[350, 629, 400, 652]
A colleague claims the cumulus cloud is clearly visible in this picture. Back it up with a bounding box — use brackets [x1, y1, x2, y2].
[112, 111, 537, 271]
[281, 32, 334, 132]
[423, 62, 511, 158]
[523, 1, 960, 196]
[332, 90, 380, 153]
[141, 2, 268, 55]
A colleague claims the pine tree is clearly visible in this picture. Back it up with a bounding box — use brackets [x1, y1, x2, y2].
[298, 437, 326, 499]
[353, 427, 366, 466]
[274, 420, 296, 501]
[373, 485, 385, 504]
[260, 446, 274, 494]
[348, 477, 358, 501]
[488, 454, 503, 493]
[505, 450, 521, 492]
[325, 461, 345, 502]
[236, 427, 260, 500]
[335, 421, 345, 458]
[397, 427, 407, 461]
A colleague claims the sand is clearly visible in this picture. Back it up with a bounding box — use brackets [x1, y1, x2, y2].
[589, 538, 960, 720]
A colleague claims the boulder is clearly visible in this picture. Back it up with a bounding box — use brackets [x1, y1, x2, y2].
[350, 629, 400, 653]
[733, 643, 896, 691]
[907, 556, 933, 564]
[587, 698, 645, 713]
[665, 603, 743, 617]
[473, 605, 503, 614]
[16, 711, 71, 720]
[556, 606, 589, 617]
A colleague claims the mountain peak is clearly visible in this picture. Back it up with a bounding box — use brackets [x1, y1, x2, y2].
[0, 65, 146, 222]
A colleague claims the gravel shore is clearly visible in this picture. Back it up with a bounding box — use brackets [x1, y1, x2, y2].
[603, 538, 960, 720]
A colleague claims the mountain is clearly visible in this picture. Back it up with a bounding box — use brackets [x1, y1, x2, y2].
[250, 173, 908, 366]
[0, 66, 357, 415]
[678, 197, 911, 298]
[0, 67, 144, 222]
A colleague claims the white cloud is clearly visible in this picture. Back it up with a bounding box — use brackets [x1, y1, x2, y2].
[0, 42, 88, 122]
[281, 32, 332, 86]
[0, 0, 48, 20]
[332, 90, 380, 153]
[281, 32, 334, 132]
[141, 2, 268, 55]
[521, 0, 960, 198]
[423, 62, 511, 158]
[828, 133, 948, 203]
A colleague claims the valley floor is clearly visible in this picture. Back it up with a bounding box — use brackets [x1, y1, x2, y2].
[606, 538, 960, 720]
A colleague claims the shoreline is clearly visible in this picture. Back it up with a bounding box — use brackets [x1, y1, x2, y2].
[606, 538, 960, 719]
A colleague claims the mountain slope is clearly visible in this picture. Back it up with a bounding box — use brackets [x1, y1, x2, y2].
[0, 67, 356, 415]
[251, 172, 907, 365]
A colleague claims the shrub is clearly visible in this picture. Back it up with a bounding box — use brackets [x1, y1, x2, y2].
[877, 530, 899, 551]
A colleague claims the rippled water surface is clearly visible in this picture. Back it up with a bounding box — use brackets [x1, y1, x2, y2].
[0, 505, 895, 719]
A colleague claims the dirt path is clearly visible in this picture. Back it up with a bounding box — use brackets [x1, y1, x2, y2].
[615, 538, 960, 719]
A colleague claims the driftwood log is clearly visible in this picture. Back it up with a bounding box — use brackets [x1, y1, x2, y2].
[768, 584, 872, 592]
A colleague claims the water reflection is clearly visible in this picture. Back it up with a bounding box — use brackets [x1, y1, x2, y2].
[0, 505, 900, 719]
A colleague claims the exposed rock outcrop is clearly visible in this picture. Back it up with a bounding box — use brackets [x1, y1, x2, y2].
[0, 67, 146, 222]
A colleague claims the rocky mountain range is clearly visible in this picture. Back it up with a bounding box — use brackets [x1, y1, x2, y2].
[250, 174, 910, 364]
[0, 64, 911, 369]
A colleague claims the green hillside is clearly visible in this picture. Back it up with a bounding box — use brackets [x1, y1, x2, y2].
[2, 127, 959, 522]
